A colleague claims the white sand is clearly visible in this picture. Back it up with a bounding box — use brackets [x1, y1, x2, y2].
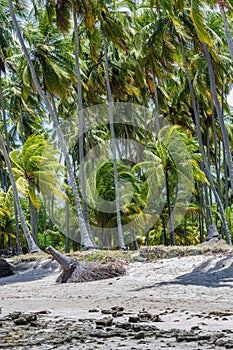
[1, 253, 233, 332]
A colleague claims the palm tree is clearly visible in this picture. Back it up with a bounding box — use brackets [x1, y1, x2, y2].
[202, 43, 233, 196]
[0, 2, 29, 253]
[203, 0, 233, 61]
[180, 38, 232, 244]
[47, 0, 97, 246]
[0, 131, 40, 251]
[8, 0, 95, 248]
[10, 134, 65, 244]
[189, 1, 233, 206]
[95, 2, 135, 249]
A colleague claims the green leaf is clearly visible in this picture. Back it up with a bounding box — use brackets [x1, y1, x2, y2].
[190, 0, 212, 45]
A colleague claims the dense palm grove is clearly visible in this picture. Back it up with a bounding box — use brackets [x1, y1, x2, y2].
[1, 0, 233, 254]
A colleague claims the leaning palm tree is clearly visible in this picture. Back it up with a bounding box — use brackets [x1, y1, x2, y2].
[190, 1, 233, 197]
[204, 0, 233, 61]
[95, 3, 133, 249]
[46, 245, 126, 283]
[0, 131, 40, 252]
[8, 0, 94, 248]
[10, 134, 66, 244]
[52, 0, 96, 247]
[202, 43, 233, 196]
[180, 38, 232, 244]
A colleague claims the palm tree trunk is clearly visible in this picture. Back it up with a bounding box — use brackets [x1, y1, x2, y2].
[71, 0, 96, 248]
[46, 246, 74, 271]
[199, 184, 205, 243]
[203, 43, 233, 196]
[43, 196, 47, 248]
[29, 198, 38, 245]
[8, 0, 94, 249]
[211, 102, 222, 200]
[219, 3, 233, 61]
[184, 215, 187, 245]
[102, 30, 126, 250]
[180, 38, 232, 244]
[165, 169, 176, 245]
[152, 74, 160, 134]
[64, 164, 70, 253]
[14, 199, 22, 255]
[0, 131, 40, 252]
[0, 73, 23, 254]
[223, 142, 229, 208]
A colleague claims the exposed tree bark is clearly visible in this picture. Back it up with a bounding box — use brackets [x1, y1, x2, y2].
[152, 74, 160, 134]
[203, 43, 233, 196]
[219, 2, 233, 61]
[29, 198, 39, 245]
[65, 199, 70, 253]
[71, 0, 96, 248]
[211, 102, 222, 201]
[0, 74, 22, 254]
[43, 196, 47, 248]
[8, 0, 94, 249]
[64, 164, 70, 253]
[165, 169, 176, 246]
[180, 38, 232, 244]
[14, 200, 22, 255]
[102, 29, 126, 250]
[46, 246, 126, 283]
[184, 215, 187, 246]
[0, 131, 40, 252]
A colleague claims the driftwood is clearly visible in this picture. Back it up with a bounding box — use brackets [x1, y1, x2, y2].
[0, 258, 13, 278]
[46, 246, 126, 283]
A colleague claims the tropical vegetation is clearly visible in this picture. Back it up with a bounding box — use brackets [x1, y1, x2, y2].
[1, 0, 233, 254]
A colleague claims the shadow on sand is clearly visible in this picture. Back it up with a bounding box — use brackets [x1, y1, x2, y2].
[0, 259, 59, 286]
[134, 255, 233, 291]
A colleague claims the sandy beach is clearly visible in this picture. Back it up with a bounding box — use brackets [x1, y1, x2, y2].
[1, 253, 233, 349]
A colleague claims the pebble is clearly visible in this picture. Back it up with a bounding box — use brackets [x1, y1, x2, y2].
[0, 310, 232, 349]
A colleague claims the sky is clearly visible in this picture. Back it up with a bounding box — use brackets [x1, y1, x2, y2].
[227, 89, 233, 107]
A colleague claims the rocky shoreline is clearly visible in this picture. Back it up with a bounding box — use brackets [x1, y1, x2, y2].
[1, 253, 233, 349]
[1, 307, 233, 349]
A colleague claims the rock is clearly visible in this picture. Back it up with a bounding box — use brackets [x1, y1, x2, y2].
[215, 338, 227, 346]
[128, 316, 140, 323]
[115, 322, 132, 330]
[25, 313, 37, 322]
[131, 253, 147, 262]
[111, 306, 124, 312]
[112, 311, 124, 317]
[13, 317, 28, 325]
[152, 315, 163, 322]
[134, 331, 145, 339]
[88, 309, 99, 313]
[0, 259, 13, 278]
[176, 333, 211, 342]
[10, 311, 22, 320]
[101, 309, 112, 315]
[210, 332, 225, 343]
[36, 310, 50, 315]
[132, 324, 142, 332]
[95, 317, 113, 327]
[29, 321, 40, 327]
[138, 309, 153, 320]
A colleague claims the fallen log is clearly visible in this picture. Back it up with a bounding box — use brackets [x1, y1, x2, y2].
[46, 246, 126, 283]
[0, 258, 13, 278]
